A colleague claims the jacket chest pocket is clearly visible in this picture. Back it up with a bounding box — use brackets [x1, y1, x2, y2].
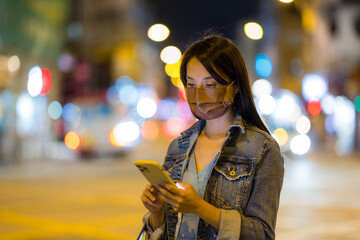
[208, 156, 254, 209]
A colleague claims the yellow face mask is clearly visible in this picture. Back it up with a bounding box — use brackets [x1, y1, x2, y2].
[185, 81, 237, 120]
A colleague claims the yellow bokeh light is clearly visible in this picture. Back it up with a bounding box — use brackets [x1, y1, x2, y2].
[279, 0, 294, 3]
[165, 61, 181, 78]
[160, 46, 181, 64]
[108, 128, 122, 147]
[171, 77, 182, 88]
[64, 131, 81, 150]
[273, 128, 288, 146]
[244, 22, 263, 40]
[148, 24, 170, 42]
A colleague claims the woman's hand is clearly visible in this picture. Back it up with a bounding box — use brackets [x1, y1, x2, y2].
[155, 181, 203, 214]
[141, 184, 166, 214]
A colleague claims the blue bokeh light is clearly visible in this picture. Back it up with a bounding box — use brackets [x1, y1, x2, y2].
[255, 54, 272, 78]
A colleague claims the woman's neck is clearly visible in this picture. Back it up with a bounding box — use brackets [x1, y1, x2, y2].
[203, 110, 236, 140]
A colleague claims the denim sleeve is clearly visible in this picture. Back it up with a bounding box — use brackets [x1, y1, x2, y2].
[238, 140, 284, 239]
[217, 209, 242, 240]
[142, 212, 166, 240]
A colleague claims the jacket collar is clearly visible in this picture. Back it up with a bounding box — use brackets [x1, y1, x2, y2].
[180, 114, 246, 140]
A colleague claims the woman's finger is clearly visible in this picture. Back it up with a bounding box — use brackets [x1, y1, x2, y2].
[143, 188, 156, 202]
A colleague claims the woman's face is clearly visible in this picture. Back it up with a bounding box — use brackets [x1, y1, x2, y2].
[184, 57, 237, 120]
[185, 57, 224, 88]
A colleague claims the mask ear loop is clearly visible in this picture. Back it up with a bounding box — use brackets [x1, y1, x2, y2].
[222, 80, 237, 106]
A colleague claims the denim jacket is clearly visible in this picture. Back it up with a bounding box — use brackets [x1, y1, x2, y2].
[143, 115, 284, 240]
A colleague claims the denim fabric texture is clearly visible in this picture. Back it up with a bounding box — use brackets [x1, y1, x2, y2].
[143, 115, 284, 240]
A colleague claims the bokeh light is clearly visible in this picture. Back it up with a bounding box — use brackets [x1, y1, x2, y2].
[272, 128, 288, 146]
[40, 68, 51, 95]
[48, 101, 63, 120]
[137, 97, 157, 118]
[106, 86, 120, 104]
[255, 54, 272, 78]
[252, 79, 273, 98]
[296, 115, 311, 134]
[16, 92, 35, 135]
[325, 115, 336, 133]
[161, 117, 186, 139]
[302, 73, 328, 102]
[108, 128, 122, 147]
[63, 103, 81, 122]
[57, 53, 75, 72]
[156, 99, 177, 120]
[27, 66, 43, 97]
[279, 0, 294, 3]
[258, 95, 276, 115]
[140, 121, 160, 141]
[272, 90, 301, 123]
[7, 55, 20, 72]
[113, 121, 140, 146]
[307, 100, 322, 117]
[244, 22, 263, 40]
[321, 94, 336, 115]
[64, 131, 81, 150]
[165, 61, 181, 78]
[148, 24, 170, 42]
[355, 96, 360, 112]
[160, 46, 181, 64]
[290, 134, 311, 155]
[117, 78, 139, 106]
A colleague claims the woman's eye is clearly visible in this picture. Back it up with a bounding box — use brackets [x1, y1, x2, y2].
[205, 83, 216, 88]
[186, 83, 196, 87]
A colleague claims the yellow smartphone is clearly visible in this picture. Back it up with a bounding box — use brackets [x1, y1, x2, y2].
[135, 160, 175, 186]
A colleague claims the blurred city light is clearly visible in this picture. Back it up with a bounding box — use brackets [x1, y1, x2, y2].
[156, 99, 178, 120]
[27, 66, 52, 96]
[325, 115, 336, 133]
[355, 96, 360, 112]
[165, 61, 181, 78]
[108, 128, 122, 147]
[176, 100, 193, 121]
[136, 97, 157, 118]
[63, 103, 81, 122]
[57, 53, 75, 72]
[272, 90, 301, 123]
[273, 128, 288, 146]
[7, 55, 20, 72]
[307, 100, 322, 117]
[140, 120, 160, 141]
[258, 95, 276, 115]
[279, 0, 294, 3]
[40, 68, 51, 95]
[290, 134, 311, 155]
[255, 54, 272, 78]
[27, 66, 43, 97]
[302, 73, 328, 102]
[334, 96, 355, 155]
[48, 101, 63, 120]
[295, 115, 311, 134]
[64, 131, 82, 150]
[244, 22, 263, 40]
[252, 79, 273, 98]
[106, 86, 120, 104]
[117, 77, 139, 106]
[161, 117, 186, 139]
[148, 24, 170, 42]
[113, 121, 140, 146]
[160, 46, 181, 64]
[16, 92, 35, 135]
[321, 94, 336, 115]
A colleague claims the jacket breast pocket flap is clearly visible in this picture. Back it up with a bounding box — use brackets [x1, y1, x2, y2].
[214, 157, 254, 181]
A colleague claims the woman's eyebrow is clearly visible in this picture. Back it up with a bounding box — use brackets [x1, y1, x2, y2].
[186, 76, 214, 80]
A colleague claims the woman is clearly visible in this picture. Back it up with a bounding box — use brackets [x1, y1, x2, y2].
[140, 34, 284, 240]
